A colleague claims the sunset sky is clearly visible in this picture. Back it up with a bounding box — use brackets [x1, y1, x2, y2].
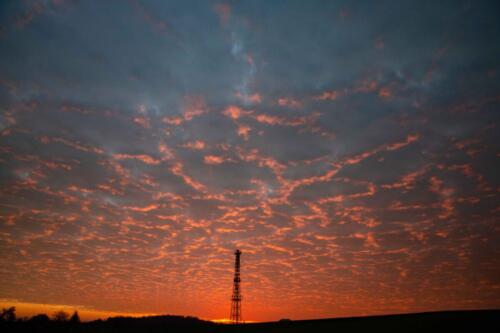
[0, 0, 499, 322]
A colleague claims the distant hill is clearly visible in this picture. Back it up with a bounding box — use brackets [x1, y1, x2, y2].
[238, 310, 500, 333]
[1, 310, 499, 332]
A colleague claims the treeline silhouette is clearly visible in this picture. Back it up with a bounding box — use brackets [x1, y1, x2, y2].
[1, 306, 499, 332]
[0, 307, 215, 333]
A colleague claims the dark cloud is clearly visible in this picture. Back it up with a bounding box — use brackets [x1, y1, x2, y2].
[0, 0, 499, 322]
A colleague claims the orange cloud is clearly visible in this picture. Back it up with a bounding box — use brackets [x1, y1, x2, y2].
[181, 140, 206, 150]
[223, 105, 250, 119]
[345, 134, 420, 166]
[163, 95, 208, 125]
[253, 113, 318, 127]
[315, 78, 379, 102]
[183, 95, 208, 120]
[39, 135, 104, 155]
[163, 116, 183, 125]
[429, 176, 455, 220]
[204, 155, 226, 165]
[353, 79, 378, 93]
[133, 116, 151, 128]
[278, 97, 303, 109]
[386, 134, 419, 150]
[237, 124, 251, 140]
[247, 93, 262, 104]
[236, 147, 286, 180]
[315, 90, 344, 101]
[382, 164, 430, 190]
[353, 232, 379, 248]
[378, 87, 393, 100]
[254, 114, 282, 125]
[125, 204, 160, 212]
[158, 143, 175, 161]
[236, 92, 262, 104]
[170, 161, 207, 192]
[265, 244, 293, 255]
[113, 153, 161, 165]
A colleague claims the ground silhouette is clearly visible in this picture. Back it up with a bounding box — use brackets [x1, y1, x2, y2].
[0, 309, 498, 332]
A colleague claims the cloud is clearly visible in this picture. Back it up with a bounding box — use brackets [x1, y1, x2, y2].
[180, 141, 206, 150]
[237, 124, 251, 140]
[236, 92, 262, 104]
[315, 90, 344, 101]
[214, 3, 231, 26]
[315, 77, 380, 102]
[382, 164, 430, 190]
[113, 153, 161, 165]
[277, 97, 303, 109]
[203, 155, 226, 165]
[163, 96, 209, 126]
[1, 0, 499, 323]
[39, 135, 104, 155]
[125, 204, 160, 212]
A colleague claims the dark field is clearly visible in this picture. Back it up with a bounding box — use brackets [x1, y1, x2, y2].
[1, 310, 499, 333]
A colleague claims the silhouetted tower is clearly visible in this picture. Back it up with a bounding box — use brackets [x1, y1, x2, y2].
[230, 249, 242, 324]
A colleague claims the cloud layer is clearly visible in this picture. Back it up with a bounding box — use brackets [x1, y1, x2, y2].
[0, 0, 499, 321]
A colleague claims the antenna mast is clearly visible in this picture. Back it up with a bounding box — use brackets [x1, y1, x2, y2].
[230, 249, 242, 324]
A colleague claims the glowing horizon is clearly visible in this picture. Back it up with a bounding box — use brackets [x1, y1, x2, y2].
[4, 299, 495, 323]
[0, 299, 260, 323]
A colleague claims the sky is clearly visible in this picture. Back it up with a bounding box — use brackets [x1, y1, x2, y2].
[0, 0, 499, 323]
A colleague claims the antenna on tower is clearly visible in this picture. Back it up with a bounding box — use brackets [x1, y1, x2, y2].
[230, 249, 242, 324]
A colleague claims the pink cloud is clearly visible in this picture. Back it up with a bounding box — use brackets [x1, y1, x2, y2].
[133, 116, 151, 128]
